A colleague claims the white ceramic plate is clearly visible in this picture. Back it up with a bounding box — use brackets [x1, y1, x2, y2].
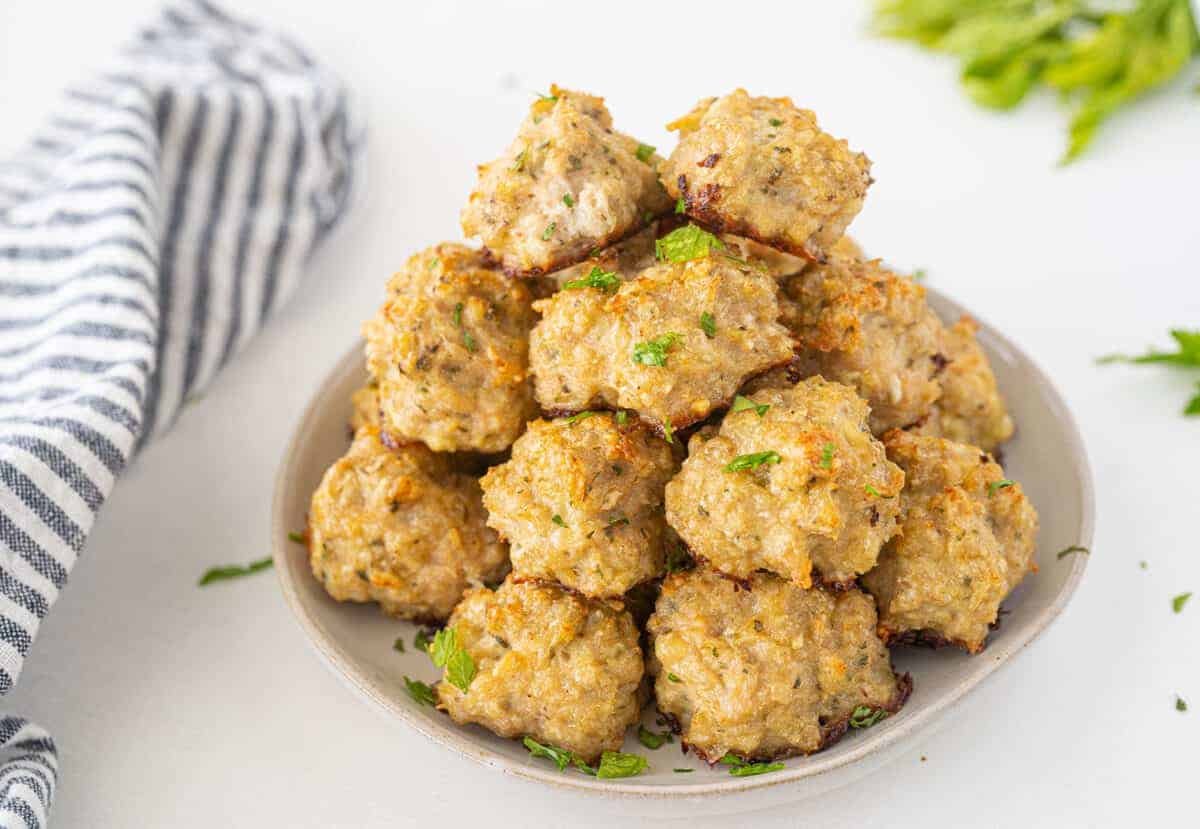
[271, 288, 1093, 812]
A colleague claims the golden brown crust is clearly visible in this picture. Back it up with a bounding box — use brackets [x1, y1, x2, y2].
[481, 414, 679, 598]
[647, 568, 908, 762]
[308, 427, 509, 622]
[665, 378, 904, 587]
[461, 86, 672, 276]
[663, 90, 871, 262]
[437, 578, 644, 763]
[363, 242, 538, 453]
[529, 254, 794, 432]
[349, 381, 380, 431]
[861, 430, 1039, 653]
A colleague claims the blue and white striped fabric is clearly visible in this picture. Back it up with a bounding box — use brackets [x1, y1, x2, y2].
[0, 2, 360, 824]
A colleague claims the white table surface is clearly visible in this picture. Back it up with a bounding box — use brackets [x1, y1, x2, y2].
[2, 1, 1198, 825]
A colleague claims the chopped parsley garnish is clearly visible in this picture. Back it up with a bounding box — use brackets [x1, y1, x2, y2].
[562, 193, 575, 207]
[674, 196, 686, 214]
[654, 224, 725, 263]
[1098, 329, 1200, 415]
[563, 266, 620, 293]
[700, 311, 717, 338]
[725, 451, 782, 472]
[403, 676, 436, 706]
[393, 637, 406, 653]
[635, 143, 656, 163]
[428, 257, 440, 270]
[606, 513, 630, 528]
[523, 737, 576, 772]
[429, 627, 476, 693]
[541, 222, 556, 241]
[414, 629, 432, 653]
[637, 724, 674, 750]
[719, 755, 786, 776]
[287, 531, 305, 544]
[731, 395, 769, 417]
[462, 330, 478, 353]
[564, 410, 597, 425]
[551, 514, 567, 527]
[820, 442, 835, 470]
[1140, 560, 1149, 570]
[615, 410, 629, 427]
[665, 541, 691, 574]
[988, 479, 1015, 495]
[673, 768, 694, 773]
[535, 92, 558, 103]
[597, 751, 649, 779]
[1056, 545, 1090, 560]
[632, 332, 682, 367]
[768, 118, 783, 126]
[511, 148, 527, 172]
[1172, 592, 1192, 613]
[662, 420, 675, 444]
[864, 483, 882, 497]
[198, 557, 273, 586]
[667, 672, 682, 683]
[912, 268, 927, 282]
[452, 302, 463, 328]
[1177, 695, 1189, 712]
[849, 705, 889, 729]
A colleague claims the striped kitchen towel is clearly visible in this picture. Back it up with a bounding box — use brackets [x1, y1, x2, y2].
[0, 1, 360, 824]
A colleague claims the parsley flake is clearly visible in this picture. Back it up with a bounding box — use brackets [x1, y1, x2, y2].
[198, 557, 272, 586]
[667, 672, 682, 683]
[551, 514, 567, 528]
[768, 118, 783, 126]
[463, 330, 478, 353]
[563, 193, 574, 207]
[674, 197, 685, 214]
[428, 257, 440, 270]
[731, 395, 770, 417]
[535, 92, 558, 103]
[635, 143, 656, 163]
[523, 737, 575, 772]
[988, 479, 1015, 495]
[665, 541, 691, 574]
[403, 676, 436, 706]
[864, 483, 882, 497]
[393, 637, 406, 653]
[597, 751, 648, 779]
[287, 531, 305, 544]
[632, 332, 682, 367]
[452, 302, 463, 328]
[637, 724, 674, 750]
[563, 266, 620, 293]
[615, 410, 629, 427]
[1056, 545, 1090, 559]
[673, 768, 694, 773]
[511, 148, 527, 172]
[820, 442, 835, 469]
[719, 755, 785, 776]
[1177, 695, 1189, 712]
[1172, 592, 1192, 613]
[564, 411, 597, 425]
[429, 627, 476, 693]
[414, 629, 432, 653]
[700, 311, 717, 338]
[542, 222, 556, 241]
[654, 224, 725, 263]
[849, 705, 889, 729]
[725, 451, 782, 473]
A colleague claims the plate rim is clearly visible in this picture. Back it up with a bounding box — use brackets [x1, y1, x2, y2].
[271, 286, 1094, 799]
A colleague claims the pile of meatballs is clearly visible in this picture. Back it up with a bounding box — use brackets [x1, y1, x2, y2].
[305, 87, 1040, 769]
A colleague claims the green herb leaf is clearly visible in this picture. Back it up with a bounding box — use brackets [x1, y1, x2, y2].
[662, 420, 675, 445]
[563, 266, 620, 293]
[912, 268, 927, 282]
[731, 395, 769, 417]
[1172, 592, 1192, 613]
[535, 91, 558, 103]
[635, 143, 656, 163]
[1056, 545, 1090, 559]
[287, 531, 305, 544]
[1177, 695, 1189, 712]
[674, 197, 686, 214]
[428, 257, 440, 270]
[665, 541, 691, 574]
[597, 751, 649, 779]
[632, 332, 682, 367]
[551, 514, 567, 528]
[198, 557, 273, 586]
[1185, 383, 1200, 416]
[1099, 330, 1200, 366]
[988, 479, 1015, 495]
[615, 410, 629, 427]
[452, 302, 463, 328]
[511, 148, 527, 172]
[393, 637, 406, 653]
[849, 705, 889, 729]
[563, 411, 597, 425]
[864, 483, 881, 497]
[523, 737, 574, 772]
[563, 193, 575, 207]
[700, 311, 717, 338]
[542, 222, 556, 241]
[769, 118, 784, 126]
[719, 755, 785, 776]
[725, 451, 782, 473]
[673, 768, 694, 773]
[820, 442, 835, 470]
[637, 724, 674, 750]
[403, 676, 436, 706]
[667, 672, 682, 683]
[463, 330, 478, 353]
[414, 629, 432, 653]
[654, 224, 725, 263]
[429, 627, 476, 692]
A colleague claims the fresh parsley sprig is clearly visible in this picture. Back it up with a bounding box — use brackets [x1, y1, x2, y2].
[849, 705, 890, 729]
[725, 451, 782, 472]
[1098, 329, 1200, 415]
[428, 627, 476, 692]
[632, 332, 682, 367]
[655, 224, 725, 263]
[563, 266, 620, 293]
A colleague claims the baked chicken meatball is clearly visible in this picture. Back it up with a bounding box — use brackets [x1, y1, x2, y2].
[529, 248, 793, 433]
[665, 378, 903, 587]
[436, 578, 644, 763]
[663, 89, 871, 262]
[782, 256, 945, 434]
[916, 316, 1014, 452]
[481, 414, 678, 598]
[648, 569, 910, 762]
[308, 427, 509, 622]
[460, 86, 672, 276]
[362, 242, 537, 454]
[862, 430, 1038, 654]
